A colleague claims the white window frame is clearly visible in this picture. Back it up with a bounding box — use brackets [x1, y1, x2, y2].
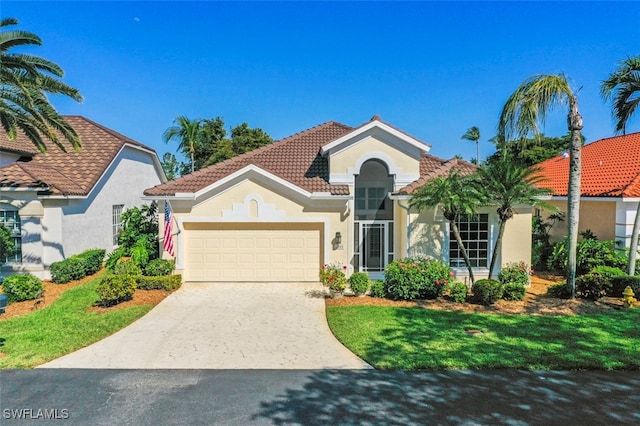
[449, 213, 489, 268]
[112, 205, 124, 246]
[0, 210, 22, 263]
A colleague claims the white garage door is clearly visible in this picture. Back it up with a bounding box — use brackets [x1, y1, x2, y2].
[184, 223, 322, 282]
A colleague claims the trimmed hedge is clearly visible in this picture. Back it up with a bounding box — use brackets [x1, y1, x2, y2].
[609, 276, 640, 298]
[472, 279, 504, 305]
[502, 282, 526, 301]
[369, 280, 386, 298]
[50, 256, 86, 284]
[96, 274, 137, 306]
[114, 259, 142, 276]
[348, 272, 370, 296]
[137, 274, 182, 291]
[78, 249, 106, 275]
[50, 248, 105, 283]
[547, 282, 572, 299]
[1, 274, 43, 303]
[144, 258, 175, 277]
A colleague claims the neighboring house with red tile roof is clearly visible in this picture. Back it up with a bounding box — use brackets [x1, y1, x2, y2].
[0, 116, 166, 279]
[145, 116, 532, 282]
[536, 132, 640, 247]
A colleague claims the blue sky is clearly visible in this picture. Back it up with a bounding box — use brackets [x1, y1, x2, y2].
[4, 1, 640, 164]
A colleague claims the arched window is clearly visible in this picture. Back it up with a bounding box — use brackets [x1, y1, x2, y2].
[353, 159, 394, 274]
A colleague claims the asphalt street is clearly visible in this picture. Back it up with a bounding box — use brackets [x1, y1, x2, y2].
[1, 369, 639, 425]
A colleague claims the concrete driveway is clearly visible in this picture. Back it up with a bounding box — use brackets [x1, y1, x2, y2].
[39, 282, 369, 369]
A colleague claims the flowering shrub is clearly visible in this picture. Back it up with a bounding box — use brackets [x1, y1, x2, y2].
[498, 261, 530, 287]
[384, 257, 452, 300]
[319, 263, 347, 291]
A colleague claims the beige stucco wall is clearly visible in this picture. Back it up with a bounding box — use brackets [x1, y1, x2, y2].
[329, 134, 421, 185]
[406, 206, 533, 280]
[166, 177, 349, 273]
[545, 200, 616, 242]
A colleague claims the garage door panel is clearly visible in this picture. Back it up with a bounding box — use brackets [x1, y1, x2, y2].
[185, 226, 321, 282]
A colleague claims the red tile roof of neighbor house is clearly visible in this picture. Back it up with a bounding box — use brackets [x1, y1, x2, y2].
[144, 117, 475, 197]
[0, 116, 157, 196]
[536, 132, 640, 197]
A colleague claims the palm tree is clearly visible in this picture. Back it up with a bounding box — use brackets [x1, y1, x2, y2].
[410, 170, 486, 285]
[475, 157, 556, 278]
[0, 18, 82, 152]
[498, 74, 583, 297]
[163, 116, 203, 174]
[461, 126, 480, 164]
[601, 56, 640, 274]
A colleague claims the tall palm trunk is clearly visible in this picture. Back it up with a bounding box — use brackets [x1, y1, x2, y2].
[628, 204, 640, 275]
[190, 149, 195, 173]
[450, 220, 475, 285]
[566, 95, 583, 298]
[488, 219, 507, 280]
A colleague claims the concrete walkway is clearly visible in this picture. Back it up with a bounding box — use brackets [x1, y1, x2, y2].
[39, 282, 369, 369]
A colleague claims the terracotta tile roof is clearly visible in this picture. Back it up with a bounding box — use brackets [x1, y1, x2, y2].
[0, 116, 157, 196]
[536, 132, 640, 197]
[144, 121, 354, 196]
[395, 156, 477, 195]
[145, 118, 469, 198]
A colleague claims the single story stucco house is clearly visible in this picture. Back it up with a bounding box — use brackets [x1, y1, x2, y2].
[536, 131, 640, 248]
[144, 116, 532, 282]
[0, 116, 166, 279]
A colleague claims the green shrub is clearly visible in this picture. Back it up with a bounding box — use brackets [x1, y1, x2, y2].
[105, 247, 127, 272]
[502, 282, 526, 301]
[1, 274, 43, 303]
[547, 282, 572, 299]
[50, 256, 87, 284]
[547, 238, 627, 275]
[590, 266, 626, 278]
[348, 272, 370, 296]
[369, 280, 386, 298]
[384, 257, 453, 300]
[144, 258, 175, 277]
[498, 261, 530, 287]
[95, 274, 137, 306]
[446, 281, 468, 303]
[137, 274, 182, 291]
[576, 273, 611, 300]
[77, 249, 106, 275]
[471, 279, 504, 305]
[609, 276, 640, 297]
[114, 259, 142, 277]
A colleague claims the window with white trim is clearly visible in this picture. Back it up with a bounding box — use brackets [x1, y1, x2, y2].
[112, 205, 124, 246]
[0, 210, 22, 263]
[449, 214, 489, 268]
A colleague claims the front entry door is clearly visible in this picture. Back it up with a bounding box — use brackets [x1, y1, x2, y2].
[355, 221, 393, 277]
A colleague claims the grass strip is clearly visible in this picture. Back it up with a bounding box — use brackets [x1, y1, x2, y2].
[0, 278, 154, 369]
[327, 305, 640, 370]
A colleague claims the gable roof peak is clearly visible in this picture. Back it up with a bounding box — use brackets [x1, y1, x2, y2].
[370, 114, 381, 122]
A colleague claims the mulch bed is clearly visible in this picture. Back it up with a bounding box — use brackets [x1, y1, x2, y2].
[0, 270, 175, 321]
[325, 274, 628, 315]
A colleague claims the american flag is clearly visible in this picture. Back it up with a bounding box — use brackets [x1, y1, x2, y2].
[163, 202, 175, 256]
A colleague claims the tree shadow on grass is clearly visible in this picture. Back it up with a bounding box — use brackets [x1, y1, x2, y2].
[254, 369, 640, 425]
[358, 308, 640, 370]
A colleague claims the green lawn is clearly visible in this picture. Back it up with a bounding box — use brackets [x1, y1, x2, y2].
[327, 305, 640, 370]
[0, 277, 155, 369]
